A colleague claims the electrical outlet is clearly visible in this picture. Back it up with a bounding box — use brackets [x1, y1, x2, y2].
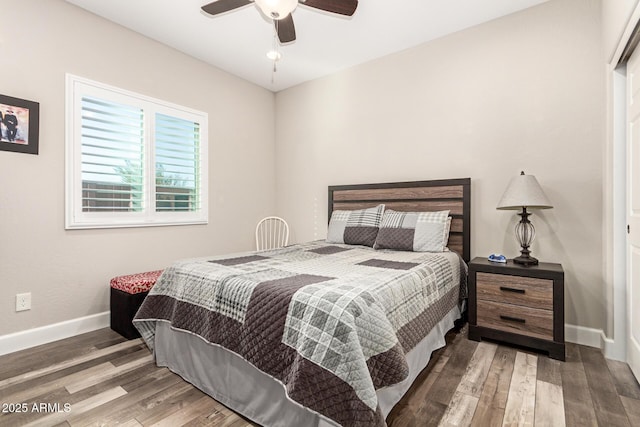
[16, 293, 31, 312]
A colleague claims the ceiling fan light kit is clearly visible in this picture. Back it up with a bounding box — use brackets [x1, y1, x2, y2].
[255, 0, 297, 19]
[267, 50, 282, 61]
[201, 0, 358, 43]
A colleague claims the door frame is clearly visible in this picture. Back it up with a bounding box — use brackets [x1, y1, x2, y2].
[606, 65, 627, 362]
[608, 4, 640, 362]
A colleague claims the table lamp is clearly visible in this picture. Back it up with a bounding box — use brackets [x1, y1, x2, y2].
[496, 171, 553, 266]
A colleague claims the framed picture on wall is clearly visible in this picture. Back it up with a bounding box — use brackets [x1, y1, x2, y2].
[0, 94, 39, 155]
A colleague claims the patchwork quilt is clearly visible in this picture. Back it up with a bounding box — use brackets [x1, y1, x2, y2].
[134, 241, 467, 427]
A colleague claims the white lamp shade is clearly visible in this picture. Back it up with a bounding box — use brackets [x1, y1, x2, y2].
[496, 172, 553, 210]
[255, 0, 297, 19]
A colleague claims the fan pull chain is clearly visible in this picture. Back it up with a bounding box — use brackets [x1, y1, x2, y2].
[270, 20, 281, 85]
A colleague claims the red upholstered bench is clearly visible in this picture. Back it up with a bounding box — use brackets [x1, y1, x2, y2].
[110, 270, 163, 339]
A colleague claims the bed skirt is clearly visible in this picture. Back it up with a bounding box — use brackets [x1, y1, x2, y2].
[153, 304, 461, 427]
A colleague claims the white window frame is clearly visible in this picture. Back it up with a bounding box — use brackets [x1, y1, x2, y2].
[65, 74, 208, 229]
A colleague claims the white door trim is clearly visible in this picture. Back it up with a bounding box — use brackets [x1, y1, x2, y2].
[605, 1, 640, 363]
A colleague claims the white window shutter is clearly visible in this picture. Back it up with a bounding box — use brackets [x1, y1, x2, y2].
[66, 74, 208, 229]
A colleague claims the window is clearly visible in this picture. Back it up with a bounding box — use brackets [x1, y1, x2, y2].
[65, 74, 208, 229]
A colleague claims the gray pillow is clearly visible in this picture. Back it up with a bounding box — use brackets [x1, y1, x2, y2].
[326, 204, 385, 247]
[374, 210, 451, 252]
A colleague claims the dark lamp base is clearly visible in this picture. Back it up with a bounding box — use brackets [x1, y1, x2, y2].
[513, 255, 539, 266]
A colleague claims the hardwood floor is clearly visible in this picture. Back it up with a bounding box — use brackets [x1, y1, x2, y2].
[0, 324, 639, 426]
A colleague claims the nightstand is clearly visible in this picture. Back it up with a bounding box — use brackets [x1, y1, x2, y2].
[468, 257, 565, 361]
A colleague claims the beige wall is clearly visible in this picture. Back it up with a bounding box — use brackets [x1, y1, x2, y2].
[0, 1, 276, 335]
[275, 0, 605, 331]
[0, 0, 610, 339]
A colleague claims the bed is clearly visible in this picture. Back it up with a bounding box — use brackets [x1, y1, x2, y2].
[134, 178, 471, 427]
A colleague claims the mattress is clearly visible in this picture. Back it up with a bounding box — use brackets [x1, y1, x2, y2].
[153, 304, 461, 427]
[134, 241, 467, 426]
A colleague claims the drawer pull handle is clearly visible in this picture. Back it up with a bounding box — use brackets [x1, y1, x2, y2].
[500, 315, 526, 324]
[500, 286, 525, 294]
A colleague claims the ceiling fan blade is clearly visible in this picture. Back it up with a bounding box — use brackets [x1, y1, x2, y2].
[300, 0, 358, 16]
[276, 15, 296, 43]
[201, 0, 252, 16]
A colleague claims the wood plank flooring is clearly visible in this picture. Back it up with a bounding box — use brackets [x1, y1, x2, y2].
[0, 324, 639, 426]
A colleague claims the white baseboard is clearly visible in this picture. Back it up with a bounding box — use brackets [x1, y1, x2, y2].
[565, 323, 602, 348]
[0, 316, 628, 362]
[0, 311, 110, 356]
[603, 334, 626, 362]
[565, 323, 626, 361]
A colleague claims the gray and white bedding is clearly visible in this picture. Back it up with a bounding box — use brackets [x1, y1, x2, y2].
[134, 241, 467, 427]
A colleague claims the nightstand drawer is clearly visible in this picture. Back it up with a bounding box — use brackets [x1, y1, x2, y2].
[476, 272, 553, 310]
[477, 300, 553, 340]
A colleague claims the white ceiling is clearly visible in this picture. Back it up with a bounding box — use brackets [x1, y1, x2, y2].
[65, 0, 547, 92]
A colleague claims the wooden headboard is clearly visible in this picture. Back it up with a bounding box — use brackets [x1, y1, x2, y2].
[328, 178, 471, 262]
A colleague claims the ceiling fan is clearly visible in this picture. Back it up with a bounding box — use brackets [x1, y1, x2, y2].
[201, 0, 358, 43]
